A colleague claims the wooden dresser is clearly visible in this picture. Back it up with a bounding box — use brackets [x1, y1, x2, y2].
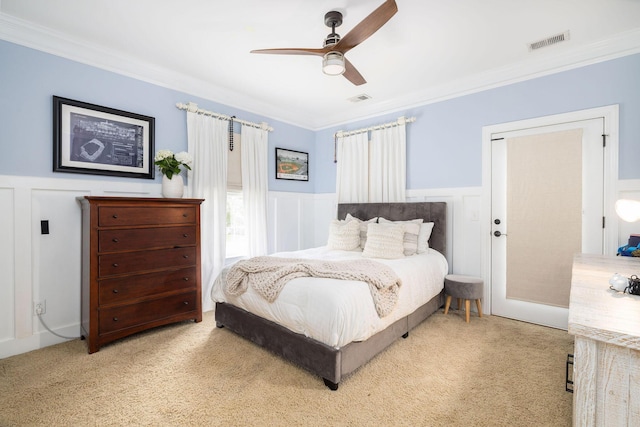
[568, 253, 640, 426]
[79, 196, 204, 353]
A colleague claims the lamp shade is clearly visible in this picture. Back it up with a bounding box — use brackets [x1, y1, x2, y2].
[322, 52, 345, 76]
[615, 199, 640, 222]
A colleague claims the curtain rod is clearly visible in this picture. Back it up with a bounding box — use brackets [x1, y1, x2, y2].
[334, 116, 416, 138]
[176, 102, 274, 132]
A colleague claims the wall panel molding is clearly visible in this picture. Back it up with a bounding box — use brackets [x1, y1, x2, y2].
[1, 176, 486, 358]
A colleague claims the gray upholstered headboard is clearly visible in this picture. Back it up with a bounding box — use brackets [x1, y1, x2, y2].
[336, 202, 447, 256]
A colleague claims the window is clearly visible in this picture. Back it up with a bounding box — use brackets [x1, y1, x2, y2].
[226, 190, 247, 259]
[226, 132, 247, 260]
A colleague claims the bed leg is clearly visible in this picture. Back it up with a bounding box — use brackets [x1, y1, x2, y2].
[323, 378, 339, 391]
[402, 332, 409, 339]
[215, 322, 225, 328]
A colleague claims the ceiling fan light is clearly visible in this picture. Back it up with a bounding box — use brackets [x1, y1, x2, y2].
[322, 52, 345, 76]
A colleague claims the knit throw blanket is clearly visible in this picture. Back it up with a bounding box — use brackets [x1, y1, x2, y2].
[224, 256, 402, 317]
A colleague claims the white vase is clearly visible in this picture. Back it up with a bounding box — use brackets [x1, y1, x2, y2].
[162, 174, 184, 198]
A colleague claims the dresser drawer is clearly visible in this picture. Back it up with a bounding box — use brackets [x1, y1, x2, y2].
[99, 291, 197, 334]
[99, 226, 196, 252]
[99, 267, 197, 305]
[99, 206, 197, 227]
[99, 247, 196, 277]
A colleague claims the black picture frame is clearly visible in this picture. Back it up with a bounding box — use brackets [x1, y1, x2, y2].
[276, 148, 309, 181]
[53, 96, 155, 179]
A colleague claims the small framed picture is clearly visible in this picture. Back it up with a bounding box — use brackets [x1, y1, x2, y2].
[53, 96, 155, 179]
[276, 148, 309, 181]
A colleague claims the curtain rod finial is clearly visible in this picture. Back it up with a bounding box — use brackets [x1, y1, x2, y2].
[187, 102, 199, 113]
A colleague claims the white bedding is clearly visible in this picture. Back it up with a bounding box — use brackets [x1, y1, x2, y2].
[211, 246, 448, 348]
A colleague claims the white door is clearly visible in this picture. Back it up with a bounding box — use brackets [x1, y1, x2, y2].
[490, 118, 604, 329]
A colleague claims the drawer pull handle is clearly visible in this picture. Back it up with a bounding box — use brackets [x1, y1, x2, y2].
[112, 238, 119, 243]
[183, 301, 189, 305]
[566, 354, 574, 393]
[112, 263, 119, 267]
[183, 234, 189, 238]
[113, 289, 119, 293]
[183, 277, 189, 281]
[183, 214, 188, 218]
[113, 317, 118, 321]
[183, 255, 189, 259]
[112, 214, 118, 219]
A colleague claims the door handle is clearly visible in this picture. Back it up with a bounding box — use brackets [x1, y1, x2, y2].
[494, 231, 507, 237]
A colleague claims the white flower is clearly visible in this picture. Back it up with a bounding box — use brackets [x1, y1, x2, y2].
[154, 149, 173, 162]
[154, 149, 193, 178]
[175, 151, 193, 166]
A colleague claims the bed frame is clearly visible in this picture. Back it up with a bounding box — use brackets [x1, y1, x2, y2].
[215, 202, 447, 390]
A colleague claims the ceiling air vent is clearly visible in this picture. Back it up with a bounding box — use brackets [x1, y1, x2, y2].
[348, 94, 372, 103]
[528, 31, 570, 51]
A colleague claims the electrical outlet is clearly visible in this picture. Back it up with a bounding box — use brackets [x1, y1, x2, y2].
[34, 300, 46, 315]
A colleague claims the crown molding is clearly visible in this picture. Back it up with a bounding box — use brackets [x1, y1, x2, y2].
[315, 28, 640, 130]
[0, 13, 311, 130]
[2, 12, 640, 131]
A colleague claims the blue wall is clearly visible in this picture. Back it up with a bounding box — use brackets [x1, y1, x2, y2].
[2, 38, 640, 195]
[0, 40, 316, 193]
[314, 53, 640, 192]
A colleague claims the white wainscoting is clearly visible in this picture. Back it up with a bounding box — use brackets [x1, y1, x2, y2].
[267, 191, 337, 253]
[0, 175, 164, 359]
[0, 175, 503, 358]
[406, 187, 483, 278]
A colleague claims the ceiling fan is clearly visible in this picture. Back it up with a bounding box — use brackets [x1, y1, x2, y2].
[250, 0, 398, 86]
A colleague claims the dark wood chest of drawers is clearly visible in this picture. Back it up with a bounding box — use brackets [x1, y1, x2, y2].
[79, 196, 204, 353]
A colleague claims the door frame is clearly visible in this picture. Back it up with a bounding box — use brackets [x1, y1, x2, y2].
[480, 105, 619, 317]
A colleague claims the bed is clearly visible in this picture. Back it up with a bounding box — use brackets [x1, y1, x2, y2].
[212, 202, 448, 390]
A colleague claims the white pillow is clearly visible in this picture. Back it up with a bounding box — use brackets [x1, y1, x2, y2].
[417, 222, 435, 253]
[362, 222, 405, 259]
[378, 217, 423, 256]
[327, 219, 360, 251]
[345, 213, 378, 249]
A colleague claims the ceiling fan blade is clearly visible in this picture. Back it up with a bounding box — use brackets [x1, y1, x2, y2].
[250, 47, 327, 56]
[343, 58, 366, 86]
[334, 0, 398, 53]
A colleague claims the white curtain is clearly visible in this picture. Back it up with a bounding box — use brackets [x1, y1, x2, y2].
[369, 123, 406, 202]
[336, 132, 369, 203]
[186, 112, 228, 312]
[240, 125, 269, 257]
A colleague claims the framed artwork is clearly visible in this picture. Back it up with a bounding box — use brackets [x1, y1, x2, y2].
[276, 148, 309, 181]
[53, 96, 155, 179]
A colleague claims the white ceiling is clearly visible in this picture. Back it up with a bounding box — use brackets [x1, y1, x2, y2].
[2, 0, 640, 130]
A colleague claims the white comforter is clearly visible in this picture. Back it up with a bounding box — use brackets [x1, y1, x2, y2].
[211, 246, 448, 348]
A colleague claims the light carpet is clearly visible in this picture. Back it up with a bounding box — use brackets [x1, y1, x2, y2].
[0, 309, 573, 426]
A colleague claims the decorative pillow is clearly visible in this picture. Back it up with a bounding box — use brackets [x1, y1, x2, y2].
[362, 222, 406, 259]
[378, 217, 423, 256]
[417, 222, 435, 253]
[346, 213, 378, 249]
[327, 219, 360, 251]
